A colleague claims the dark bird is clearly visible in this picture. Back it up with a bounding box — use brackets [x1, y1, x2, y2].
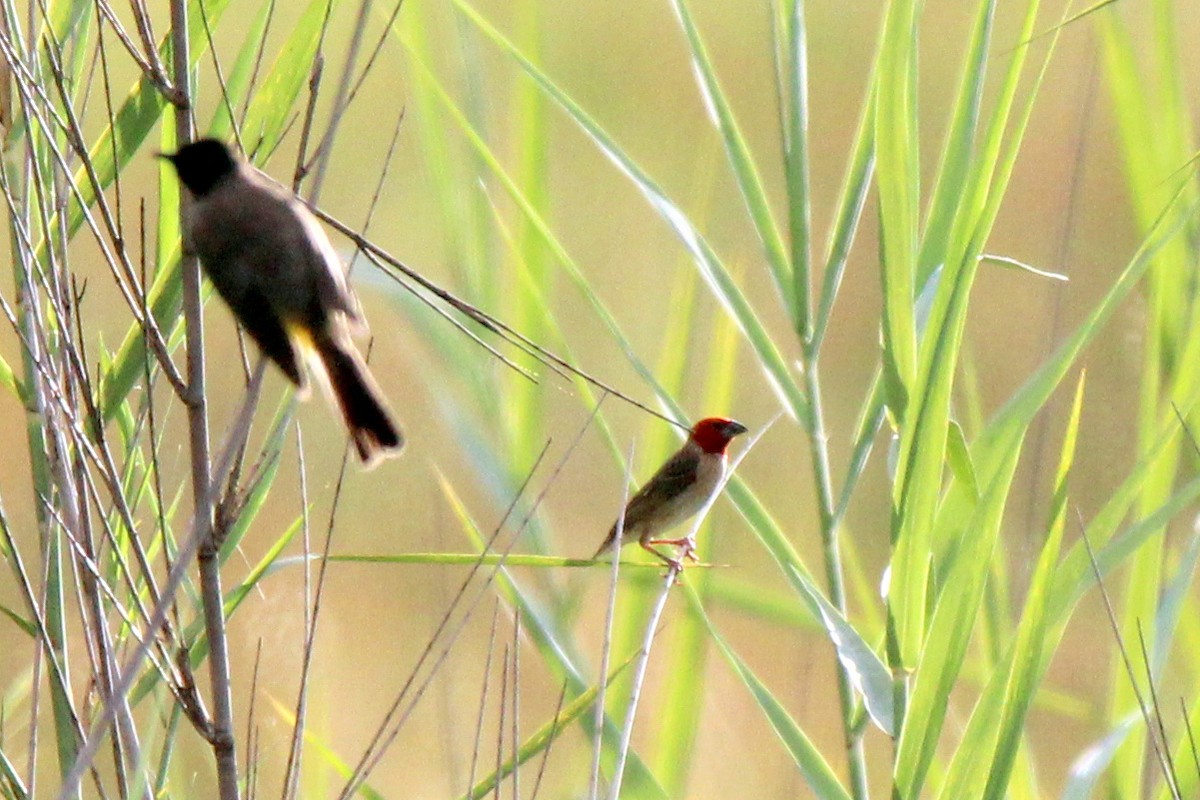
[160, 139, 403, 465]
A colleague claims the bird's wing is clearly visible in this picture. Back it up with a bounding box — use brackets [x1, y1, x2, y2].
[620, 445, 700, 527]
[292, 197, 364, 325]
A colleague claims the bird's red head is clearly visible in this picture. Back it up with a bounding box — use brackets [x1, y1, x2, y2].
[690, 417, 749, 455]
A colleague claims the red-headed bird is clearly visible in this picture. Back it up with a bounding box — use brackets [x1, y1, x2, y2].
[159, 139, 402, 466]
[593, 417, 748, 568]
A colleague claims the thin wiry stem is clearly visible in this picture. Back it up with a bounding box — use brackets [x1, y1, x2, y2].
[467, 603, 502, 798]
[343, 401, 604, 796]
[309, 204, 683, 430]
[56, 363, 266, 800]
[590, 442, 633, 800]
[494, 644, 509, 800]
[1079, 515, 1176, 799]
[1137, 622, 1181, 798]
[166, 0, 239, 793]
[245, 640, 264, 798]
[510, 614, 522, 800]
[1181, 699, 1200, 783]
[281, 426, 316, 800]
[607, 566, 677, 800]
[530, 680, 569, 800]
[306, 0, 373, 203]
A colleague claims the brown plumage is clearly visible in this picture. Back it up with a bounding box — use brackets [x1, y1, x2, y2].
[160, 139, 403, 466]
[593, 417, 748, 567]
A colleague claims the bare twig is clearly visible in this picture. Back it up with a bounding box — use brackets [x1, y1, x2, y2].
[590, 442, 633, 800]
[467, 603, 502, 798]
[57, 364, 266, 800]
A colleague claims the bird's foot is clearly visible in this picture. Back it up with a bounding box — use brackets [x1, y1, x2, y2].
[647, 537, 699, 563]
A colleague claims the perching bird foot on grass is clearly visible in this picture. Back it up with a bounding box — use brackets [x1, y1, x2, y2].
[593, 417, 747, 570]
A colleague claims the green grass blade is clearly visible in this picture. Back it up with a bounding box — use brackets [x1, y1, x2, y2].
[687, 586, 851, 800]
[458, 653, 638, 800]
[667, 0, 794, 323]
[436, 474, 669, 799]
[783, 0, 813, 336]
[917, 0, 996, 278]
[873, 0, 919, 411]
[447, 0, 811, 428]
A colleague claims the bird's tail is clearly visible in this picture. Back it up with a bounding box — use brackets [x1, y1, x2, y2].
[591, 524, 623, 560]
[311, 329, 403, 466]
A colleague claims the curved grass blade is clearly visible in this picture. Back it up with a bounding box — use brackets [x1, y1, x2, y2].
[686, 586, 851, 800]
[447, 0, 809, 429]
[458, 653, 638, 800]
[666, 0, 793, 323]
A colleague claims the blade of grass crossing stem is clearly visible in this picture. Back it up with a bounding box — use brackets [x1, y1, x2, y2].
[783, 0, 813, 336]
[684, 586, 851, 800]
[65, 0, 233, 236]
[506, 0, 554, 473]
[939, 375, 1084, 799]
[240, 0, 328, 159]
[208, 0, 280, 140]
[460, 654, 638, 800]
[916, 0, 996, 280]
[435, 475, 669, 799]
[651, 306, 740, 793]
[873, 0, 919, 413]
[128, 514, 305, 706]
[889, 0, 1044, 669]
[446, 0, 810, 429]
[667, 0, 793, 323]
[893, 441, 1024, 798]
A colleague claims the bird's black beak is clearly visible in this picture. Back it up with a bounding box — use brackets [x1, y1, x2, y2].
[154, 151, 174, 163]
[724, 420, 749, 437]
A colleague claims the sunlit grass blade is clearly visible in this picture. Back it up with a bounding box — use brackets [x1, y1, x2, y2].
[447, 0, 810, 429]
[936, 374, 1083, 798]
[893, 440, 1023, 797]
[1099, 5, 1200, 792]
[239, 0, 328, 158]
[873, 0, 919, 411]
[917, 0, 996, 278]
[652, 306, 739, 793]
[667, 0, 793, 323]
[686, 586, 851, 800]
[782, 0, 813, 337]
[459, 653, 638, 800]
[268, 695, 387, 800]
[208, 0, 281, 140]
[64, 0, 234, 236]
[436, 474, 669, 799]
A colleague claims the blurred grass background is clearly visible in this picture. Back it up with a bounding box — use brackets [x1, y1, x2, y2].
[2, 0, 1200, 797]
